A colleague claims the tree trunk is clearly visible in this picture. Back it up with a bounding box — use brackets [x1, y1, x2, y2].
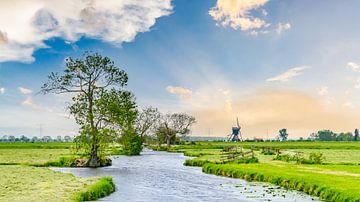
[166, 136, 171, 148]
[87, 144, 100, 167]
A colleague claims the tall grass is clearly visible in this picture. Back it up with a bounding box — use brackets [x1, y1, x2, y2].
[73, 176, 115, 202]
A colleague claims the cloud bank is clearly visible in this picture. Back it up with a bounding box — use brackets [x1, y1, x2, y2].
[0, 0, 172, 63]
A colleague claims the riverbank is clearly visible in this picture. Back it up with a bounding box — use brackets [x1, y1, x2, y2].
[164, 141, 360, 202]
[0, 143, 115, 201]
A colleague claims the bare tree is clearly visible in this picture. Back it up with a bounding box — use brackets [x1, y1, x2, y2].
[134, 107, 161, 138]
[160, 113, 196, 147]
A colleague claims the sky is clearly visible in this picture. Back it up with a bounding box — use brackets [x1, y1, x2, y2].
[1, 0, 360, 139]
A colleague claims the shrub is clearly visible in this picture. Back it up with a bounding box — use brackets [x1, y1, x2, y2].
[308, 152, 325, 164]
[273, 152, 324, 164]
[121, 131, 143, 156]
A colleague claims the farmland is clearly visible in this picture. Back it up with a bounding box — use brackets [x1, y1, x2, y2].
[163, 141, 360, 201]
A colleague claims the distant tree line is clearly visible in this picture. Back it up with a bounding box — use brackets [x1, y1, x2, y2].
[309, 129, 359, 141]
[0, 135, 73, 143]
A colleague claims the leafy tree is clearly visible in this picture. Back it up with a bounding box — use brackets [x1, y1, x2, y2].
[355, 129, 359, 141]
[278, 128, 288, 141]
[98, 89, 141, 155]
[42, 52, 129, 167]
[159, 113, 196, 147]
[155, 126, 176, 145]
[317, 130, 336, 141]
[336, 132, 353, 141]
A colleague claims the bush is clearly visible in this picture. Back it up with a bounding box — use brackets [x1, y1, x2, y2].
[308, 152, 325, 164]
[121, 131, 143, 156]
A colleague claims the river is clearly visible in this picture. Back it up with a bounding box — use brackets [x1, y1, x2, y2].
[53, 150, 320, 202]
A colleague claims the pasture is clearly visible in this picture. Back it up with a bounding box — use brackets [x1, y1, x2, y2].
[168, 141, 360, 201]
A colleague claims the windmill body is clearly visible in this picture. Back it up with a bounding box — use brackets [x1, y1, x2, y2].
[228, 118, 243, 142]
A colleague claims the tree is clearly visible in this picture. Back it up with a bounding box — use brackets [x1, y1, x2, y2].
[278, 128, 288, 141]
[336, 132, 353, 141]
[159, 113, 196, 147]
[41, 52, 129, 167]
[355, 129, 359, 141]
[98, 89, 140, 155]
[317, 130, 336, 141]
[134, 107, 161, 138]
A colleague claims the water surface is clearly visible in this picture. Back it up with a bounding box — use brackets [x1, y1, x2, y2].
[53, 151, 320, 202]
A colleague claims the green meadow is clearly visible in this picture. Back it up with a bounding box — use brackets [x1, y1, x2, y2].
[165, 141, 360, 201]
[0, 143, 114, 201]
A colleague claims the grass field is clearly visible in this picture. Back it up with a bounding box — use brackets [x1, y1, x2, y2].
[0, 142, 115, 201]
[0, 165, 114, 202]
[0, 142, 74, 149]
[0, 149, 74, 166]
[169, 141, 360, 201]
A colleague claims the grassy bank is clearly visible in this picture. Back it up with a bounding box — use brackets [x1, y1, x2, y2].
[202, 163, 360, 201]
[73, 176, 115, 201]
[0, 165, 114, 201]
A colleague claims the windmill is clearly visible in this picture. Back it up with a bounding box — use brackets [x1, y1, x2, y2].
[228, 117, 242, 142]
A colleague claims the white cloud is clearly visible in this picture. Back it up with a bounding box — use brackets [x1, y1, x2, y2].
[318, 86, 328, 96]
[0, 87, 5, 94]
[267, 66, 308, 82]
[347, 62, 360, 72]
[166, 86, 193, 101]
[355, 78, 360, 89]
[209, 0, 269, 31]
[343, 101, 355, 109]
[0, 0, 172, 63]
[22, 96, 34, 107]
[276, 22, 291, 34]
[18, 87, 33, 95]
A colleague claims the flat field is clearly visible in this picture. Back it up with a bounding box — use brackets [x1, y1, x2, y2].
[0, 142, 114, 201]
[172, 141, 360, 201]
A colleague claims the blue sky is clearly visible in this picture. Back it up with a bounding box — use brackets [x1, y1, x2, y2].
[1, 0, 360, 138]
